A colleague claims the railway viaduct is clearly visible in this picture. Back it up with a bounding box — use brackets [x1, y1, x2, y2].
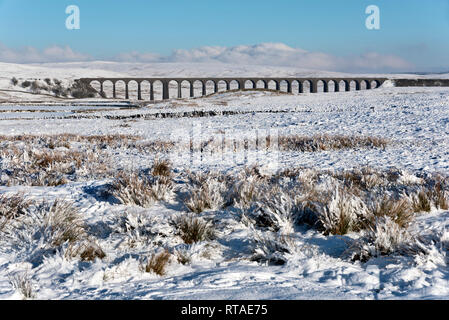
[77, 77, 449, 101]
[77, 77, 388, 101]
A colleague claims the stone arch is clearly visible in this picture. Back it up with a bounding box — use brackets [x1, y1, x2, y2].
[256, 80, 267, 89]
[217, 80, 227, 92]
[359, 80, 368, 90]
[126, 80, 139, 100]
[191, 80, 203, 97]
[113, 80, 126, 99]
[204, 80, 216, 95]
[151, 80, 163, 101]
[139, 80, 151, 100]
[316, 80, 326, 93]
[178, 80, 190, 98]
[266, 80, 278, 91]
[100, 80, 113, 98]
[89, 80, 101, 96]
[166, 80, 179, 99]
[370, 80, 381, 89]
[229, 80, 240, 90]
[279, 80, 289, 92]
[327, 80, 337, 92]
[302, 80, 312, 93]
[290, 80, 301, 94]
[349, 80, 357, 91]
[339, 80, 349, 92]
[244, 80, 256, 89]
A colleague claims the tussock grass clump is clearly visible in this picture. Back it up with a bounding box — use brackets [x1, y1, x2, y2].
[152, 159, 172, 178]
[0, 134, 141, 152]
[67, 240, 106, 262]
[278, 134, 388, 152]
[246, 187, 296, 235]
[372, 196, 414, 229]
[427, 180, 449, 210]
[174, 214, 215, 244]
[39, 200, 87, 247]
[0, 200, 89, 264]
[410, 189, 432, 213]
[184, 172, 229, 213]
[251, 232, 296, 265]
[143, 250, 171, 276]
[32, 150, 83, 170]
[9, 271, 34, 300]
[0, 193, 31, 222]
[185, 192, 210, 214]
[230, 167, 266, 210]
[175, 249, 192, 265]
[109, 170, 175, 206]
[334, 167, 394, 190]
[351, 216, 412, 262]
[109, 172, 155, 208]
[149, 176, 176, 202]
[318, 188, 369, 235]
[137, 140, 175, 153]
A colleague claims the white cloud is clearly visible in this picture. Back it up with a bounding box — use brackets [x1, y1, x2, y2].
[0, 42, 413, 72]
[112, 43, 413, 72]
[0, 43, 91, 63]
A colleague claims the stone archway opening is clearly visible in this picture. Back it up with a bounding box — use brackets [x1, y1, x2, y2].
[127, 81, 138, 100]
[327, 80, 336, 92]
[244, 80, 256, 90]
[256, 80, 266, 89]
[316, 80, 326, 93]
[113, 80, 126, 99]
[349, 80, 357, 91]
[229, 80, 240, 91]
[217, 80, 227, 93]
[140, 81, 151, 100]
[279, 80, 289, 92]
[302, 80, 312, 93]
[151, 80, 163, 101]
[100, 80, 113, 98]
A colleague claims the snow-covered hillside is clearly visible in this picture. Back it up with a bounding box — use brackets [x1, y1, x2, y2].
[0, 83, 449, 300]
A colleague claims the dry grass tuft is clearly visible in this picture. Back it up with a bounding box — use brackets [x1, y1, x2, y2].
[278, 134, 388, 152]
[40, 200, 87, 247]
[317, 188, 369, 235]
[0, 193, 31, 222]
[152, 159, 172, 178]
[410, 189, 432, 213]
[109, 172, 155, 208]
[174, 214, 215, 244]
[9, 271, 34, 299]
[251, 232, 296, 265]
[351, 216, 412, 262]
[372, 196, 414, 229]
[67, 240, 106, 262]
[137, 140, 175, 153]
[428, 181, 449, 210]
[143, 250, 171, 276]
[184, 173, 228, 213]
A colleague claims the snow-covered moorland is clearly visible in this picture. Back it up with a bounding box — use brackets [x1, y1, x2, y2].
[0, 63, 449, 300]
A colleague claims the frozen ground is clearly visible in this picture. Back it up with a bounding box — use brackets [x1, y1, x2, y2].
[0, 63, 449, 300]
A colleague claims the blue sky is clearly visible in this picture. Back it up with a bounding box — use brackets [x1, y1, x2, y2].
[0, 0, 448, 72]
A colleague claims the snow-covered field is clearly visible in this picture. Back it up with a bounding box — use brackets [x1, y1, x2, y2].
[0, 63, 449, 300]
